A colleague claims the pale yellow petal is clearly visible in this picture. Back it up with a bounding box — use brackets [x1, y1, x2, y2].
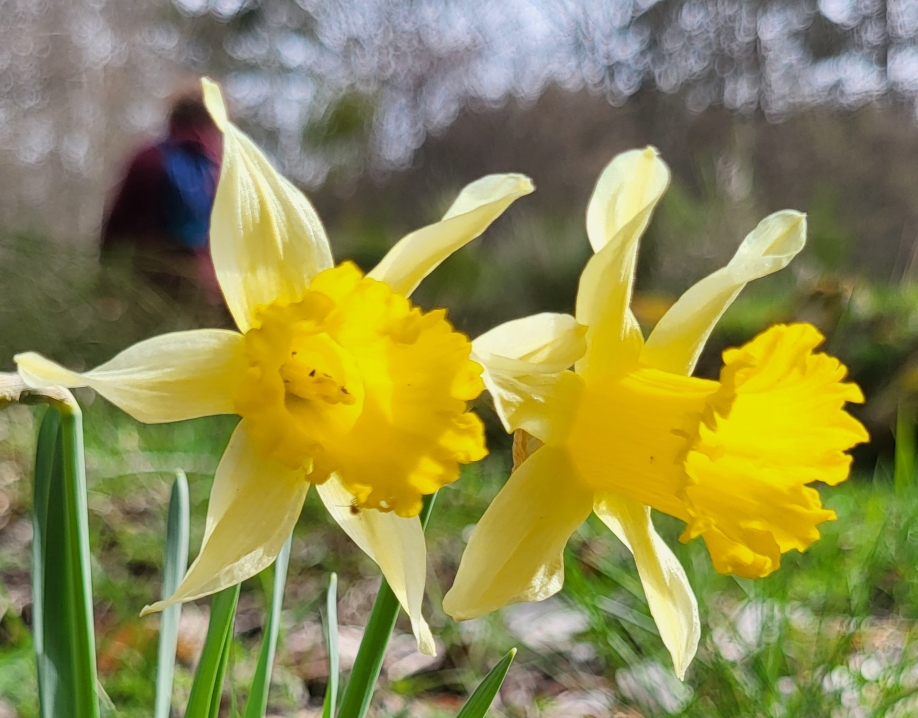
[317, 476, 435, 655]
[594, 493, 700, 680]
[368, 174, 534, 297]
[642, 211, 806, 376]
[575, 149, 670, 377]
[477, 361, 583, 444]
[472, 313, 587, 441]
[585, 147, 671, 253]
[15, 330, 245, 423]
[202, 78, 334, 332]
[473, 313, 587, 369]
[574, 227, 646, 376]
[442, 447, 593, 621]
[142, 421, 309, 614]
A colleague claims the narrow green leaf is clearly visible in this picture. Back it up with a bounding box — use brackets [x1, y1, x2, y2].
[455, 648, 517, 718]
[32, 405, 100, 718]
[895, 402, 915, 495]
[209, 621, 233, 718]
[322, 573, 339, 718]
[155, 472, 191, 718]
[337, 582, 399, 718]
[418, 492, 438, 532]
[243, 533, 293, 718]
[184, 585, 240, 718]
[31, 410, 53, 712]
[598, 597, 660, 635]
[337, 492, 438, 718]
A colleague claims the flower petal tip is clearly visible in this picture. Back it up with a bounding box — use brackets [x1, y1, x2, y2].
[15, 352, 81, 389]
[672, 634, 698, 681]
[139, 601, 165, 617]
[440, 595, 465, 622]
[200, 77, 228, 131]
[418, 625, 437, 656]
[778, 208, 806, 222]
[515, 174, 536, 195]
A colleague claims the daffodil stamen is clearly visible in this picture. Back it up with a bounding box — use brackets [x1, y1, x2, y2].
[282, 334, 358, 406]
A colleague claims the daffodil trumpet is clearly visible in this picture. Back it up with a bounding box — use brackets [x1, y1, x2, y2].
[16, 78, 534, 655]
[442, 147, 868, 677]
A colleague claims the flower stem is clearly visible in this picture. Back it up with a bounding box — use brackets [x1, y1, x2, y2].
[336, 492, 437, 718]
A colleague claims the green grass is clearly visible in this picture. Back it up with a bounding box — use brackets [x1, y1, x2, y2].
[565, 475, 918, 717]
[4, 217, 918, 715]
[1, 397, 917, 717]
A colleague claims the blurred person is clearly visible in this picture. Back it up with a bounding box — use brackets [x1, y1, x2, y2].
[101, 85, 223, 309]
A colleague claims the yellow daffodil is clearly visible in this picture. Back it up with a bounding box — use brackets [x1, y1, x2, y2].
[16, 79, 533, 655]
[442, 147, 868, 677]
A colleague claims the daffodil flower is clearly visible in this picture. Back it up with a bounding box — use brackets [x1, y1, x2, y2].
[16, 79, 533, 655]
[442, 147, 868, 676]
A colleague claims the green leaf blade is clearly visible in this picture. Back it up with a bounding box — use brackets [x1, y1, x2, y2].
[243, 533, 293, 718]
[154, 471, 191, 718]
[32, 405, 100, 718]
[336, 582, 399, 718]
[322, 573, 339, 718]
[183, 585, 240, 718]
[895, 402, 915, 495]
[455, 648, 516, 718]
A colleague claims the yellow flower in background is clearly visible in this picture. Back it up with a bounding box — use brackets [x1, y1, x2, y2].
[442, 148, 868, 677]
[16, 78, 533, 655]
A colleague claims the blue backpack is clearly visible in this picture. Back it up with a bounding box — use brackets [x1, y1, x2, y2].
[158, 141, 218, 251]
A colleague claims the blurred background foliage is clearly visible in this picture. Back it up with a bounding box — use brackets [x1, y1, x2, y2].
[5, 0, 918, 716]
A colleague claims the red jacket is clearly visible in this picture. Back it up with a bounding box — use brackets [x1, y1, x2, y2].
[102, 124, 223, 304]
